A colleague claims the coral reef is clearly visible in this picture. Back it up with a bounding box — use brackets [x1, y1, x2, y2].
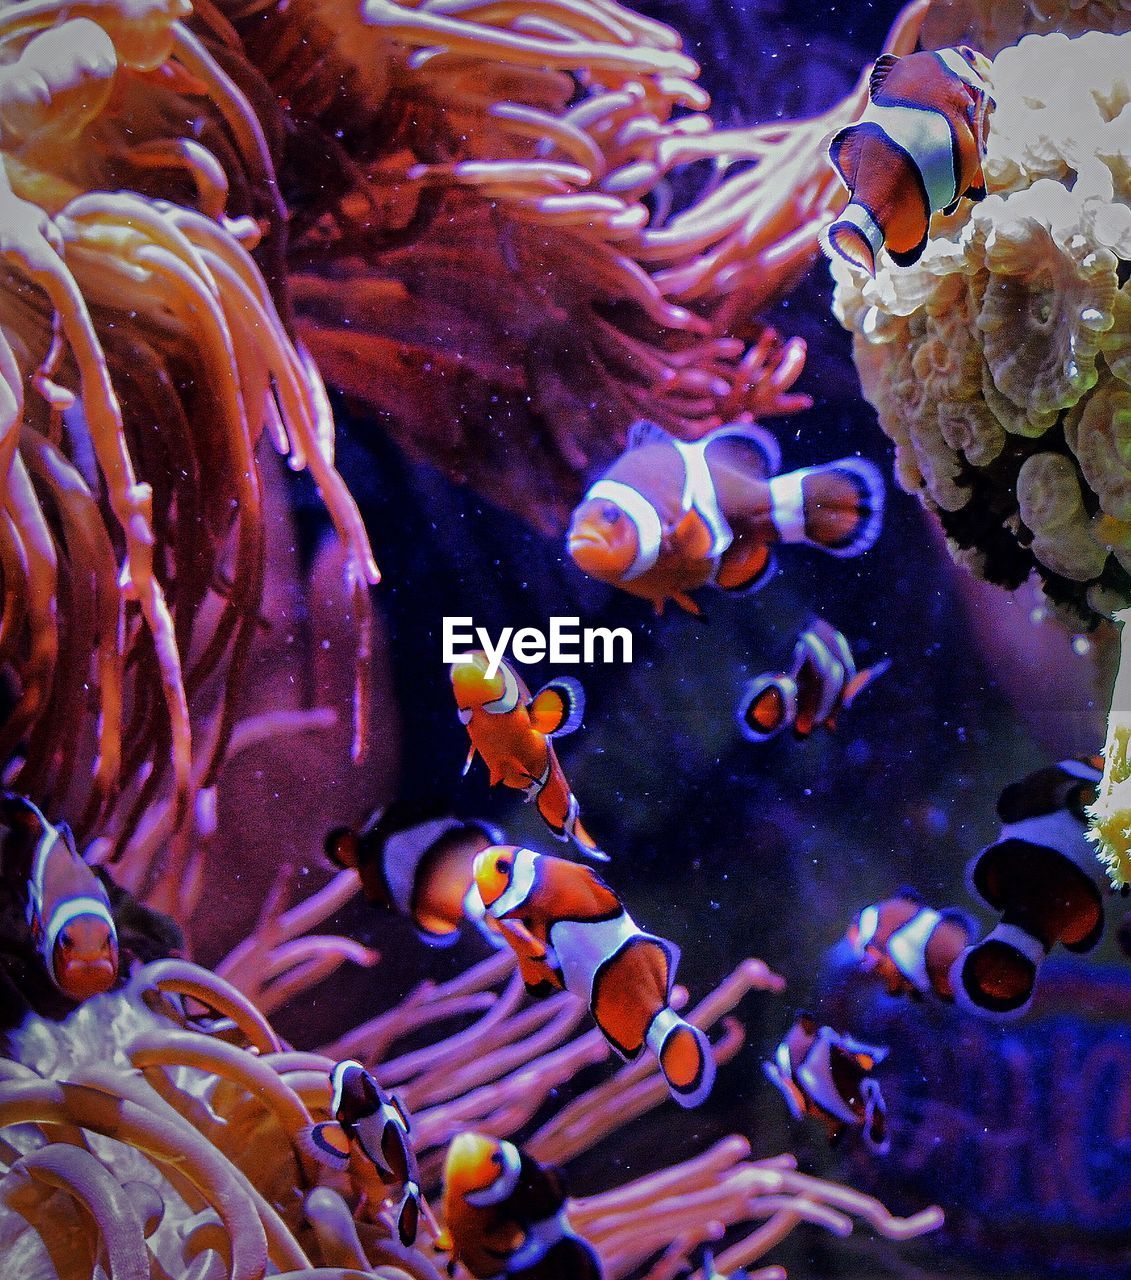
[0, 892, 943, 1280]
[830, 28, 1131, 627]
[0, 0, 378, 850]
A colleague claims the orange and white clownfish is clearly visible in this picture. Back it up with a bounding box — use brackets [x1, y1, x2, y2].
[474, 845, 716, 1109]
[567, 420, 884, 616]
[325, 813, 506, 948]
[821, 46, 995, 276]
[451, 653, 605, 861]
[0, 793, 118, 1002]
[299, 1060, 423, 1246]
[846, 893, 976, 1002]
[952, 756, 1105, 1019]
[737, 618, 889, 742]
[763, 1013, 889, 1152]
[440, 1132, 602, 1280]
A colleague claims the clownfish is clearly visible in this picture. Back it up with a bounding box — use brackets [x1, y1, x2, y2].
[567, 420, 884, 616]
[451, 653, 604, 861]
[846, 893, 976, 1002]
[952, 756, 1106, 1019]
[440, 1132, 602, 1280]
[764, 1013, 889, 1152]
[325, 812, 505, 948]
[474, 845, 716, 1109]
[0, 793, 118, 1002]
[737, 619, 889, 742]
[299, 1060, 424, 1246]
[821, 45, 995, 276]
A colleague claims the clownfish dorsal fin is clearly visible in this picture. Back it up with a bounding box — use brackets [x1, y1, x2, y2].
[296, 1120, 352, 1171]
[869, 52, 900, 99]
[626, 419, 672, 450]
[529, 678, 585, 737]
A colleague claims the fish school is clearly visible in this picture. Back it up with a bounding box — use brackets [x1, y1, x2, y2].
[442, 616, 633, 674]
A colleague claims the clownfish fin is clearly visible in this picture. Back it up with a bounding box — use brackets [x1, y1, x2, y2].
[820, 215, 877, 277]
[529, 678, 585, 737]
[770, 457, 885, 559]
[297, 1121, 352, 1171]
[672, 590, 704, 617]
[461, 744, 477, 777]
[323, 826, 361, 870]
[841, 657, 892, 709]
[570, 815, 609, 861]
[951, 924, 1045, 1020]
[397, 1183, 421, 1247]
[706, 421, 782, 478]
[737, 674, 798, 743]
[868, 52, 900, 98]
[827, 124, 864, 189]
[715, 541, 775, 593]
[627, 419, 673, 449]
[941, 195, 961, 216]
[647, 1009, 716, 1108]
[887, 222, 930, 267]
[669, 506, 716, 562]
[964, 171, 987, 202]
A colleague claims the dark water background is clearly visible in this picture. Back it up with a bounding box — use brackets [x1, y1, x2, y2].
[282, 2, 1131, 1274]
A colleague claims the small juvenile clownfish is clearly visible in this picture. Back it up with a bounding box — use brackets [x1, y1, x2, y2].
[440, 1132, 603, 1280]
[299, 1060, 424, 1246]
[0, 793, 118, 1002]
[451, 653, 604, 861]
[474, 845, 716, 1109]
[325, 812, 505, 948]
[847, 893, 976, 1002]
[567, 420, 884, 616]
[952, 756, 1106, 1019]
[737, 618, 889, 742]
[764, 1013, 889, 1152]
[821, 45, 995, 276]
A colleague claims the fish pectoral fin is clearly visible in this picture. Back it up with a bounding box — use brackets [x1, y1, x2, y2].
[296, 1121, 352, 1171]
[715, 540, 774, 593]
[497, 917, 551, 963]
[841, 658, 891, 709]
[529, 678, 586, 737]
[868, 52, 900, 99]
[461, 744, 477, 777]
[667, 506, 715, 562]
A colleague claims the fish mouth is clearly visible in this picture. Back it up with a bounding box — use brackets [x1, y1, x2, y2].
[59, 958, 117, 1000]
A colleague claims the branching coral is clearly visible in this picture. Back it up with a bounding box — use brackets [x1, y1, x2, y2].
[202, 0, 928, 528]
[0, 917, 942, 1280]
[0, 0, 378, 849]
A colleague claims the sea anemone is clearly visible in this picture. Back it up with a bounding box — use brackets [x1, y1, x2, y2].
[0, 868, 944, 1280]
[198, 0, 929, 529]
[0, 0, 378, 857]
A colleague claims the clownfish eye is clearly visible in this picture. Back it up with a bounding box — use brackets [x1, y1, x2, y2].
[495, 857, 511, 875]
[600, 504, 621, 524]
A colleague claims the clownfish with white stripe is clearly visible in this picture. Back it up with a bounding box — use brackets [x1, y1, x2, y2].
[952, 756, 1106, 1019]
[821, 45, 995, 276]
[846, 893, 976, 1002]
[440, 1132, 602, 1280]
[474, 845, 716, 1109]
[299, 1060, 425, 1246]
[451, 653, 605, 861]
[0, 793, 118, 1002]
[325, 812, 506, 948]
[737, 619, 889, 742]
[764, 1013, 889, 1152]
[567, 420, 884, 616]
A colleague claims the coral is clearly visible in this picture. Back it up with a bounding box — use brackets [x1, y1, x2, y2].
[0, 0, 378, 856]
[831, 29, 1131, 628]
[0, 892, 943, 1280]
[198, 0, 929, 529]
[920, 0, 1131, 55]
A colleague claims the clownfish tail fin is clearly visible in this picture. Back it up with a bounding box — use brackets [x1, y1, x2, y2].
[397, 1183, 421, 1247]
[820, 209, 878, 277]
[769, 458, 885, 559]
[737, 674, 797, 742]
[647, 1008, 716, 1109]
[950, 924, 1046, 1020]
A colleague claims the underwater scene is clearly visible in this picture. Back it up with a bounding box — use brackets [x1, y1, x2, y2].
[1, 0, 1131, 1276]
